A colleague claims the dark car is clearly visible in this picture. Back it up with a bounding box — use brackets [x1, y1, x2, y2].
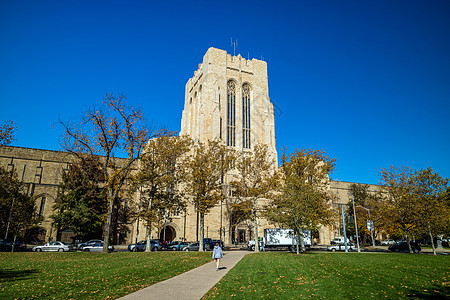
[128, 240, 161, 252]
[212, 239, 224, 248]
[203, 238, 214, 251]
[388, 241, 421, 253]
[0, 239, 27, 252]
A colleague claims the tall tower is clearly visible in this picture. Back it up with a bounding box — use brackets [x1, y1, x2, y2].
[180, 47, 277, 163]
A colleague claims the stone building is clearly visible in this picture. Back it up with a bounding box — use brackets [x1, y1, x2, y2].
[0, 47, 380, 246]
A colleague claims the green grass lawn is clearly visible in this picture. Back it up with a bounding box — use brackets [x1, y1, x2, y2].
[0, 251, 211, 299]
[204, 252, 450, 299]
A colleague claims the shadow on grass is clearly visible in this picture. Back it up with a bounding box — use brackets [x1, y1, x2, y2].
[0, 269, 39, 282]
[408, 285, 450, 299]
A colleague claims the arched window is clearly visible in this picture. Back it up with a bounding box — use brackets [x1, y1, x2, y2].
[242, 84, 251, 149]
[227, 80, 236, 146]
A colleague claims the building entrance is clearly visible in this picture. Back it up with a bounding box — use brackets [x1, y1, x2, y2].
[159, 225, 175, 242]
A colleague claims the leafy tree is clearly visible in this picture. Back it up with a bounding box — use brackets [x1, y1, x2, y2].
[0, 166, 37, 248]
[228, 199, 252, 243]
[60, 93, 162, 252]
[187, 139, 235, 251]
[0, 120, 16, 146]
[347, 183, 373, 245]
[232, 144, 279, 253]
[265, 148, 335, 254]
[130, 134, 191, 252]
[51, 158, 107, 241]
[412, 167, 449, 255]
[375, 166, 418, 253]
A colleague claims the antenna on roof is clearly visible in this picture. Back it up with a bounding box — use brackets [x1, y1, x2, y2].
[231, 38, 238, 56]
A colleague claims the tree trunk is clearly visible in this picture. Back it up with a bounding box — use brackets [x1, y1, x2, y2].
[199, 212, 204, 251]
[12, 233, 17, 253]
[145, 222, 152, 252]
[253, 198, 259, 253]
[300, 231, 305, 253]
[103, 188, 114, 253]
[145, 194, 154, 252]
[428, 223, 436, 256]
[404, 227, 413, 254]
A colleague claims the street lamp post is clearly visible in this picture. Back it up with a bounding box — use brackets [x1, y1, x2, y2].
[356, 206, 375, 247]
[350, 194, 361, 252]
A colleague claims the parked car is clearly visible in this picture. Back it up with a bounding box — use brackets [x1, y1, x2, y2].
[327, 243, 356, 252]
[0, 239, 27, 252]
[169, 241, 189, 251]
[388, 241, 421, 253]
[212, 239, 224, 248]
[83, 242, 114, 252]
[330, 237, 348, 245]
[128, 240, 161, 252]
[382, 239, 397, 245]
[77, 239, 103, 250]
[203, 238, 214, 250]
[32, 241, 71, 252]
[182, 242, 200, 251]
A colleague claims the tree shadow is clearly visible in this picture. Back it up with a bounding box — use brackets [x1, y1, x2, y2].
[407, 285, 450, 299]
[0, 269, 39, 282]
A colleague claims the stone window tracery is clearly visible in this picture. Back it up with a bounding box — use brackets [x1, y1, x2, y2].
[242, 83, 251, 149]
[227, 80, 236, 147]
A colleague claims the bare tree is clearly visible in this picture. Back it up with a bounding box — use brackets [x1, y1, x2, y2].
[60, 93, 162, 252]
[0, 120, 16, 146]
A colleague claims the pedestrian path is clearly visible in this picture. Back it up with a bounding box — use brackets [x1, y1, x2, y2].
[118, 250, 249, 300]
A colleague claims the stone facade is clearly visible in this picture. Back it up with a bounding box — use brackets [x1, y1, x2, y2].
[0, 146, 72, 242]
[0, 47, 381, 246]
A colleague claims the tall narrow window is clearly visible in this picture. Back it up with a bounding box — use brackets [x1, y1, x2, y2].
[242, 84, 251, 149]
[227, 80, 236, 146]
[39, 197, 46, 217]
[219, 116, 223, 140]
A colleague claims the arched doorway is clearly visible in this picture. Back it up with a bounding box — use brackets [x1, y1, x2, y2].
[159, 225, 175, 242]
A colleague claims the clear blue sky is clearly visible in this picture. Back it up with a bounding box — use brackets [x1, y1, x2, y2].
[1, 1, 449, 185]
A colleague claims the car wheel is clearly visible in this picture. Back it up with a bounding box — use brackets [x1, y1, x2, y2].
[251, 245, 255, 251]
[84, 248, 90, 252]
[132, 247, 137, 252]
[184, 248, 189, 251]
[331, 248, 336, 252]
[37, 248, 42, 252]
[152, 247, 158, 252]
[58, 248, 64, 252]
[172, 247, 176, 251]
[413, 249, 419, 253]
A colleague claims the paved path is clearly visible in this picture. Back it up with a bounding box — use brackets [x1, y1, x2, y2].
[119, 251, 249, 300]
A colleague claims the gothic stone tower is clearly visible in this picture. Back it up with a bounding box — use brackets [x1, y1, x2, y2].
[180, 47, 277, 163]
[177, 47, 278, 245]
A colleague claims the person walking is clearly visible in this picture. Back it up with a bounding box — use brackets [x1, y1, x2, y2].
[212, 242, 223, 271]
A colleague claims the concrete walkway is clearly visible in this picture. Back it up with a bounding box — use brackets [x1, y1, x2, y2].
[119, 250, 249, 300]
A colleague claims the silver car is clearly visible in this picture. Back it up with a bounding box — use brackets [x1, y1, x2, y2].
[83, 242, 114, 252]
[32, 241, 71, 252]
[327, 243, 356, 252]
